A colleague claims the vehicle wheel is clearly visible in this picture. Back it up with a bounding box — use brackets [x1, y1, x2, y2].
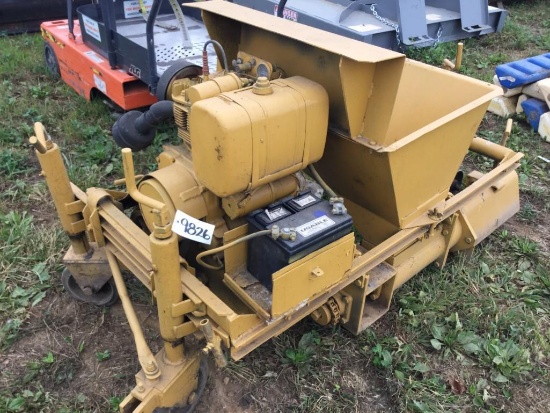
[44, 42, 60, 78]
[61, 268, 119, 306]
[153, 358, 209, 413]
[156, 60, 201, 101]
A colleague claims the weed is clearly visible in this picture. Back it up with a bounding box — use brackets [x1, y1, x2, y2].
[0, 210, 62, 350]
[0, 149, 31, 177]
[0, 388, 53, 412]
[0, 318, 23, 350]
[483, 338, 532, 382]
[42, 352, 55, 364]
[0, 211, 35, 262]
[109, 397, 123, 412]
[468, 378, 492, 408]
[28, 83, 50, 99]
[428, 315, 484, 358]
[284, 331, 320, 371]
[1, 179, 28, 202]
[96, 350, 111, 362]
[0, 128, 23, 145]
[371, 343, 393, 369]
[510, 237, 539, 259]
[517, 200, 537, 222]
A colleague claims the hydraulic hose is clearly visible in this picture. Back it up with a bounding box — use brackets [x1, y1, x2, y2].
[112, 100, 174, 151]
[196, 229, 272, 271]
[202, 39, 229, 74]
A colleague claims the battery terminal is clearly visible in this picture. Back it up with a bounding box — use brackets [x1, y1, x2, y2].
[330, 197, 347, 215]
[281, 227, 297, 241]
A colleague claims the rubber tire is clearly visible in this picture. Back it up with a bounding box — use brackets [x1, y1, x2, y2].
[44, 42, 60, 78]
[152, 358, 209, 413]
[61, 268, 119, 307]
[156, 60, 201, 101]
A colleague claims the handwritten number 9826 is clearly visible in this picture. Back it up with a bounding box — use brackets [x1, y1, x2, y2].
[177, 218, 211, 241]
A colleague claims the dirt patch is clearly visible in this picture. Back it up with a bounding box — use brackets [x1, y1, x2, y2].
[195, 349, 396, 413]
[0, 294, 137, 407]
[506, 217, 550, 254]
[0, 289, 398, 412]
[504, 380, 550, 413]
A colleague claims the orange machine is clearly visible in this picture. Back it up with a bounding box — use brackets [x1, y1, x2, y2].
[42, 19, 158, 110]
[41, 0, 212, 110]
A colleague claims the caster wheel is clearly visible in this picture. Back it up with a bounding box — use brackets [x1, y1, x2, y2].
[44, 42, 60, 78]
[61, 268, 119, 306]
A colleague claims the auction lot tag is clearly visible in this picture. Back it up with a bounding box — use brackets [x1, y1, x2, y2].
[172, 210, 215, 245]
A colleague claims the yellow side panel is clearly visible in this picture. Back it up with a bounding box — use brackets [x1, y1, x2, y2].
[271, 233, 355, 317]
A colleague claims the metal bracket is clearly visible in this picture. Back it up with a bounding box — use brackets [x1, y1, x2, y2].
[82, 187, 128, 246]
[451, 210, 478, 254]
[434, 213, 459, 269]
[82, 188, 119, 247]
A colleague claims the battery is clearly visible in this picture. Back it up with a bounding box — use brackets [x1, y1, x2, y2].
[247, 195, 353, 290]
[285, 191, 322, 212]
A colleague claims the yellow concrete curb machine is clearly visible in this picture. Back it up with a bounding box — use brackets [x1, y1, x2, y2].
[30, 2, 522, 412]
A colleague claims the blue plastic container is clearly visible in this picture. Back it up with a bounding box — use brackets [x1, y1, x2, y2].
[521, 98, 549, 132]
[496, 53, 550, 89]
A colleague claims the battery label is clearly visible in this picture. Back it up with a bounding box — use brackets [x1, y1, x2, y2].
[295, 215, 336, 238]
[265, 206, 290, 222]
[294, 195, 317, 208]
[82, 15, 101, 42]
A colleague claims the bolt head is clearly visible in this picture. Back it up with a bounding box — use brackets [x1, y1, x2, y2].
[311, 310, 320, 321]
[145, 362, 157, 372]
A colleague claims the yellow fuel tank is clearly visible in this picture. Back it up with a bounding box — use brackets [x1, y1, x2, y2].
[189, 76, 329, 198]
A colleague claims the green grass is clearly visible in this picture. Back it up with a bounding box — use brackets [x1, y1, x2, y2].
[0, 211, 64, 348]
[388, 238, 549, 411]
[1, 1, 550, 412]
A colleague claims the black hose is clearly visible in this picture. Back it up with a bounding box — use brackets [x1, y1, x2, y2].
[277, 0, 288, 18]
[203, 40, 229, 72]
[112, 100, 174, 151]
